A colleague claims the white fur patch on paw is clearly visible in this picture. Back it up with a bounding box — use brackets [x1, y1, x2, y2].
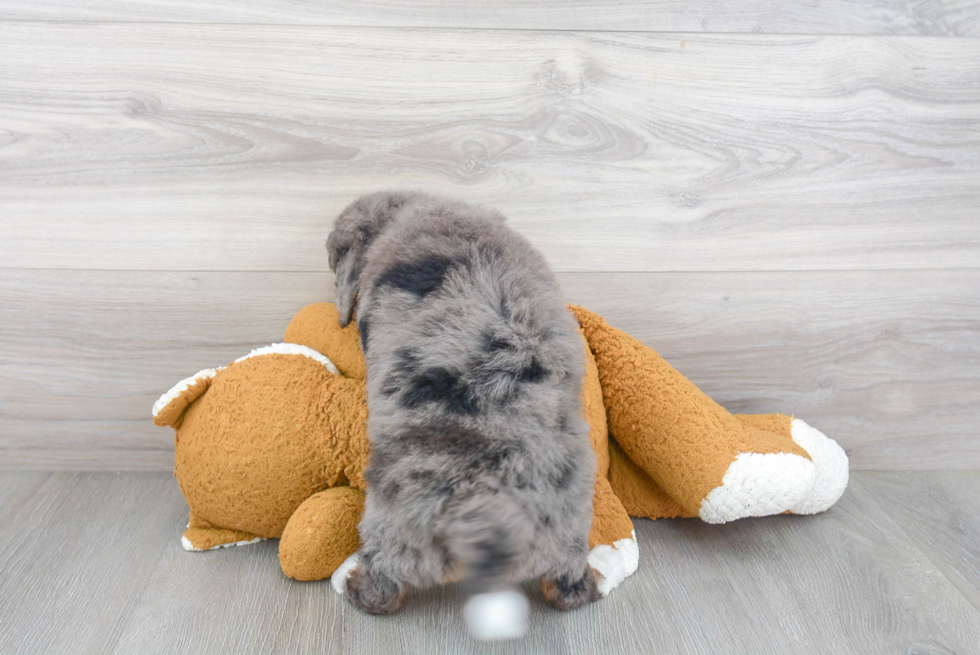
[181, 535, 264, 552]
[788, 419, 849, 514]
[699, 452, 817, 524]
[330, 552, 360, 595]
[464, 589, 529, 641]
[234, 343, 339, 375]
[588, 529, 639, 596]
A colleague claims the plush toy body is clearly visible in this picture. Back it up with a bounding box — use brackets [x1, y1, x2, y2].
[153, 304, 847, 594]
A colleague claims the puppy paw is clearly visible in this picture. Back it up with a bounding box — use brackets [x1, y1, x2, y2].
[343, 559, 405, 615]
[541, 566, 602, 611]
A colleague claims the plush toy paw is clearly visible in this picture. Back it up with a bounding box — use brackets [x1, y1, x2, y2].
[587, 530, 639, 597]
[279, 487, 364, 581]
[787, 418, 849, 515]
[698, 451, 817, 524]
[180, 514, 265, 551]
[697, 418, 849, 523]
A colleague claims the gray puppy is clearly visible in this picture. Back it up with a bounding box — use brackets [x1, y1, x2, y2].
[327, 191, 600, 638]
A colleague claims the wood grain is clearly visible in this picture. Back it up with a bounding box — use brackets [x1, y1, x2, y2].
[1, 472, 978, 654]
[0, 472, 181, 654]
[612, 478, 980, 654]
[0, 1, 977, 35]
[0, 419, 174, 471]
[1, 268, 977, 470]
[858, 471, 980, 613]
[1, 24, 978, 272]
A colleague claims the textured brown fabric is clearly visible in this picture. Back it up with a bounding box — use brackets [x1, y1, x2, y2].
[285, 303, 366, 380]
[183, 526, 260, 550]
[280, 487, 365, 581]
[578, 324, 635, 545]
[607, 440, 695, 520]
[569, 305, 809, 515]
[578, 325, 610, 479]
[588, 475, 637, 548]
[173, 353, 369, 538]
[735, 413, 795, 439]
[607, 416, 808, 521]
[153, 375, 212, 429]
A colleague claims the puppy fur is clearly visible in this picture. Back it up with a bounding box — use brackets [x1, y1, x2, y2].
[327, 191, 600, 614]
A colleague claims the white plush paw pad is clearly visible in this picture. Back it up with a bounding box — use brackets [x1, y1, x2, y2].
[699, 452, 817, 524]
[587, 530, 639, 596]
[464, 589, 529, 641]
[181, 535, 264, 552]
[330, 552, 360, 595]
[788, 419, 849, 514]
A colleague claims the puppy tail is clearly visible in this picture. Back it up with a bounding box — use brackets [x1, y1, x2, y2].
[444, 490, 532, 640]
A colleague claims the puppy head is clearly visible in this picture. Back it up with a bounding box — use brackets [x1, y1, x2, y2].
[327, 191, 421, 325]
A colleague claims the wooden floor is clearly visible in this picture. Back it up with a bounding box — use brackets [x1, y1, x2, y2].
[0, 471, 977, 654]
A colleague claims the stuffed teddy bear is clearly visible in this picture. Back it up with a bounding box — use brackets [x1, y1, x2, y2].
[153, 303, 847, 596]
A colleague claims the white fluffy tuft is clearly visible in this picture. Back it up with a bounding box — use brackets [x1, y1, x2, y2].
[330, 552, 360, 595]
[464, 589, 530, 641]
[588, 530, 639, 596]
[788, 419, 849, 514]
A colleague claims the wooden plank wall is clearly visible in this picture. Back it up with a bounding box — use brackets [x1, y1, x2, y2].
[0, 3, 978, 470]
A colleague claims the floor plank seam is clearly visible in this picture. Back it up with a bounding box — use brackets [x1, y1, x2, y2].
[856, 476, 980, 617]
[1, 18, 978, 39]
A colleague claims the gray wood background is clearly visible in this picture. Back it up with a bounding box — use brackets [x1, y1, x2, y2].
[1, 2, 978, 470]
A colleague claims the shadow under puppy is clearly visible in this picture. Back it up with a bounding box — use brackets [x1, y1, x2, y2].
[327, 191, 601, 639]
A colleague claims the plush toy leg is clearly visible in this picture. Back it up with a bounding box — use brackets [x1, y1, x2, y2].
[735, 414, 849, 515]
[607, 440, 697, 520]
[182, 512, 264, 551]
[587, 477, 639, 596]
[608, 415, 849, 521]
[571, 305, 819, 524]
[279, 486, 365, 581]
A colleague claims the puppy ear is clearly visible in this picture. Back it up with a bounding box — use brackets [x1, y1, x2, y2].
[327, 235, 361, 327]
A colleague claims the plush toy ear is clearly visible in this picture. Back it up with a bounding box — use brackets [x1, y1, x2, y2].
[327, 235, 361, 327]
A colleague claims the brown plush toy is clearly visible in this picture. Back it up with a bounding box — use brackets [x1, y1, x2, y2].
[153, 304, 847, 596]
